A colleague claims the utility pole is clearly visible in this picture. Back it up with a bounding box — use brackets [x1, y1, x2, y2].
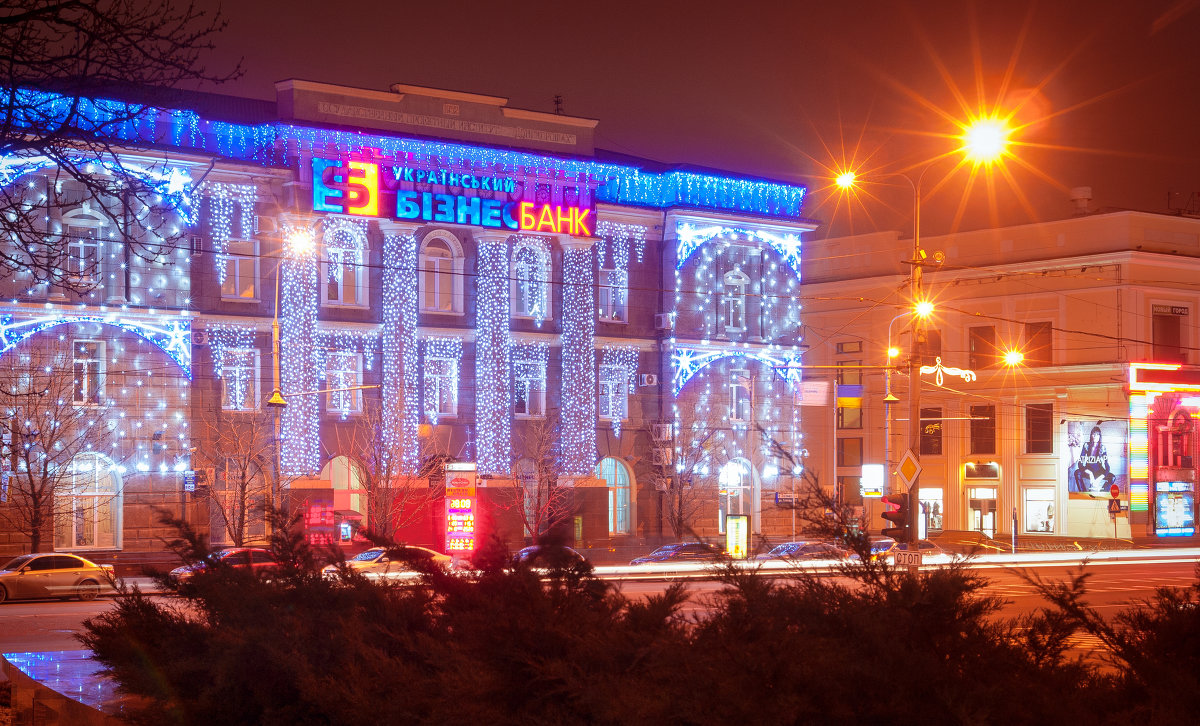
[906, 177, 925, 547]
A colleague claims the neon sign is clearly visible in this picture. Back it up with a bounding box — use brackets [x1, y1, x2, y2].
[312, 156, 593, 236]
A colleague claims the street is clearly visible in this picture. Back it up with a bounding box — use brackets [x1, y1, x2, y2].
[1, 555, 1195, 655]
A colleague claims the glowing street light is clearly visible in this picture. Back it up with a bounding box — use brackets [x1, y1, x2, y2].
[960, 117, 1011, 165]
[914, 300, 935, 318]
[1003, 349, 1025, 367]
[835, 171, 857, 189]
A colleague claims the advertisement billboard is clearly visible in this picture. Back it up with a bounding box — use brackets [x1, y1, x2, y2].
[1154, 482, 1195, 536]
[1065, 420, 1128, 500]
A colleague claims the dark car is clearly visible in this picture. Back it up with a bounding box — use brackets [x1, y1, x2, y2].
[756, 541, 847, 561]
[0, 553, 115, 602]
[630, 542, 724, 565]
[513, 545, 589, 569]
[169, 547, 279, 583]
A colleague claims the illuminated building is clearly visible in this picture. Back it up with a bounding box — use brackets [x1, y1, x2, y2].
[808, 210, 1200, 542]
[0, 80, 814, 561]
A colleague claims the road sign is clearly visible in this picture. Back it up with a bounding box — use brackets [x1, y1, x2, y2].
[894, 550, 922, 568]
[182, 470, 196, 492]
[1107, 498, 1121, 515]
[896, 450, 922, 488]
[1109, 483, 1120, 499]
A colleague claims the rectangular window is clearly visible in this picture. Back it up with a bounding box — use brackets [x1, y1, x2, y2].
[969, 405, 997, 455]
[836, 360, 862, 386]
[837, 406, 862, 429]
[968, 326, 997, 370]
[836, 340, 863, 354]
[220, 349, 259, 411]
[424, 357, 458, 418]
[598, 365, 628, 421]
[836, 437, 863, 467]
[1023, 488, 1056, 533]
[1153, 313, 1185, 362]
[597, 269, 628, 323]
[730, 372, 752, 422]
[514, 366, 547, 417]
[323, 249, 366, 307]
[920, 329, 943, 366]
[66, 225, 102, 282]
[72, 340, 105, 404]
[325, 352, 363, 415]
[1024, 322, 1053, 367]
[920, 407, 943, 456]
[221, 240, 258, 299]
[423, 255, 455, 312]
[1025, 403, 1054, 454]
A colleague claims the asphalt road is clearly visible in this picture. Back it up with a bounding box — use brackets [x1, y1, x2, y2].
[0, 555, 1196, 656]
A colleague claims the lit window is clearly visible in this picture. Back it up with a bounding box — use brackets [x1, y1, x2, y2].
[596, 457, 632, 536]
[220, 349, 259, 411]
[55, 453, 120, 550]
[424, 357, 458, 419]
[730, 372, 752, 422]
[322, 225, 367, 307]
[221, 239, 258, 300]
[421, 237, 461, 313]
[72, 340, 104, 405]
[325, 352, 363, 416]
[66, 225, 103, 283]
[598, 268, 628, 322]
[512, 242, 550, 319]
[722, 269, 749, 333]
[598, 364, 628, 421]
[515, 366, 546, 417]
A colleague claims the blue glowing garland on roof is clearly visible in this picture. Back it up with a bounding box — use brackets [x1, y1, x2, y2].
[14, 89, 807, 220]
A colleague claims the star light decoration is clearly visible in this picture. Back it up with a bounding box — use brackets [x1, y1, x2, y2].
[0, 313, 192, 378]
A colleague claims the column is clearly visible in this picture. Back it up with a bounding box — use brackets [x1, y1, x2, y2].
[560, 235, 598, 476]
[474, 233, 512, 474]
[380, 221, 421, 473]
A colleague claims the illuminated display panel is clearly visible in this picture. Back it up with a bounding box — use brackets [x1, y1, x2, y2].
[1129, 363, 1200, 524]
[445, 464, 478, 553]
[312, 156, 594, 236]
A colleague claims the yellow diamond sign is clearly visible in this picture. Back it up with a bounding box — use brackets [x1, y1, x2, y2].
[896, 450, 922, 488]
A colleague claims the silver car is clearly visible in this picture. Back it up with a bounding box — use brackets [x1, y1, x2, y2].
[0, 553, 115, 602]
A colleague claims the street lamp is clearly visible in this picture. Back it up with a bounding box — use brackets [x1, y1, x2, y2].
[836, 116, 1011, 545]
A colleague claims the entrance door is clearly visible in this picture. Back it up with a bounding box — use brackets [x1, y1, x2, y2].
[968, 487, 998, 538]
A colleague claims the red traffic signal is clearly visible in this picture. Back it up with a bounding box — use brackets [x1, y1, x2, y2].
[880, 492, 910, 540]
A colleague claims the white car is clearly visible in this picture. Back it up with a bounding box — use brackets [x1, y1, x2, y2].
[321, 546, 451, 581]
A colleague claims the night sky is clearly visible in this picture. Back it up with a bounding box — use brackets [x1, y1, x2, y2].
[191, 0, 1200, 239]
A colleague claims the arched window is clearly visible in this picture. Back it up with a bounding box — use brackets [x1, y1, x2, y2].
[511, 240, 550, 321]
[420, 233, 464, 314]
[55, 452, 121, 550]
[595, 457, 632, 536]
[322, 223, 368, 307]
[722, 268, 750, 333]
[60, 207, 107, 287]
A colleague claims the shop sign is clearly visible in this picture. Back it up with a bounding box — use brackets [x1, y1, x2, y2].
[1152, 305, 1188, 316]
[311, 155, 594, 236]
[445, 468, 478, 552]
[859, 464, 884, 498]
[1066, 420, 1128, 499]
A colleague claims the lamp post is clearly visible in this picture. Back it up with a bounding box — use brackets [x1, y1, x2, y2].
[836, 115, 1012, 544]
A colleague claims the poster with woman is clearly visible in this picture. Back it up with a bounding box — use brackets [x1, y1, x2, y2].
[1066, 420, 1128, 499]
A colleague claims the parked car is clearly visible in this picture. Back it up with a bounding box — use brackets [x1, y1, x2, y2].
[321, 546, 451, 581]
[847, 537, 898, 562]
[891, 540, 947, 557]
[513, 545, 589, 569]
[630, 542, 724, 565]
[756, 541, 847, 561]
[169, 547, 279, 583]
[0, 553, 115, 602]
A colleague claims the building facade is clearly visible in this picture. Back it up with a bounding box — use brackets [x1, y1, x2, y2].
[0, 80, 814, 563]
[805, 211, 1200, 543]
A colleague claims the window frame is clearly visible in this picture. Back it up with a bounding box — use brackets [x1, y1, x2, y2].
[721, 268, 750, 333]
[424, 356, 459, 419]
[221, 238, 259, 301]
[598, 364, 629, 422]
[1025, 403, 1054, 454]
[511, 241, 551, 320]
[1024, 321, 1053, 367]
[729, 370, 752, 422]
[321, 244, 368, 308]
[597, 268, 628, 323]
[514, 365, 547, 418]
[968, 326, 997, 370]
[220, 348, 260, 412]
[919, 407, 943, 456]
[54, 453, 121, 551]
[325, 351, 364, 416]
[72, 339, 105, 405]
[969, 405, 997, 455]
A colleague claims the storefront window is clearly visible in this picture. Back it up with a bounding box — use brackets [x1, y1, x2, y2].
[1023, 488, 1055, 533]
[919, 488, 944, 538]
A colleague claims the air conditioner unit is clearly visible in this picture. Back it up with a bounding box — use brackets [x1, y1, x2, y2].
[639, 373, 658, 387]
[189, 235, 204, 256]
[192, 330, 208, 347]
[654, 312, 674, 330]
[651, 447, 674, 466]
[256, 216, 277, 234]
[651, 423, 674, 442]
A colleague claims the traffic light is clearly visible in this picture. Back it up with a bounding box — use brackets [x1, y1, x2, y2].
[880, 492, 909, 540]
